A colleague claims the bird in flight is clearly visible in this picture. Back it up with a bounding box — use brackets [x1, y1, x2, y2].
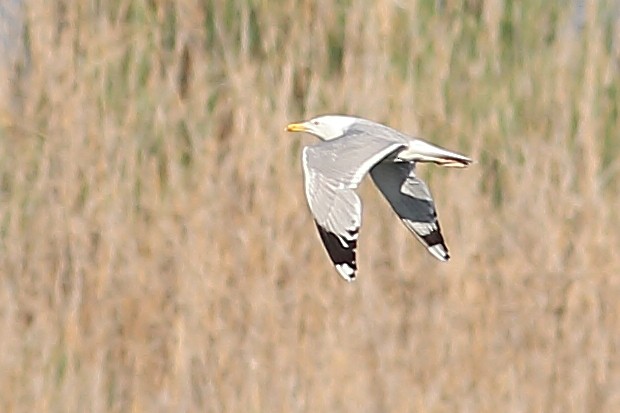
[286, 115, 472, 282]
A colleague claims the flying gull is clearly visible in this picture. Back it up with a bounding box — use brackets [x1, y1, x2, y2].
[286, 115, 472, 282]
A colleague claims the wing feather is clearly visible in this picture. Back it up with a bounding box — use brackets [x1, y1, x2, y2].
[302, 133, 405, 281]
[370, 161, 450, 261]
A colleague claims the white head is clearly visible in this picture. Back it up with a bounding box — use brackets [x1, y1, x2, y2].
[286, 115, 359, 141]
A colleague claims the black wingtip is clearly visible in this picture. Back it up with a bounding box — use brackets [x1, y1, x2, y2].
[315, 222, 358, 281]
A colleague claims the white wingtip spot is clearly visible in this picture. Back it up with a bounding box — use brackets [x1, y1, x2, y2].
[335, 263, 356, 282]
[428, 245, 450, 262]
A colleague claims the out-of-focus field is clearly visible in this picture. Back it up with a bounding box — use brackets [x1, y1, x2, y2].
[0, 0, 619, 412]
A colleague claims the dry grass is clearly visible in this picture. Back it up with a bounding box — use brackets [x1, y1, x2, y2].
[0, 0, 619, 412]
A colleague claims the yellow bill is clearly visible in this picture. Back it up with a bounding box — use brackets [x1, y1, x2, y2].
[285, 122, 308, 132]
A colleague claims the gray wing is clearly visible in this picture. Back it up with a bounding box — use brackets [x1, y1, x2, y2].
[302, 133, 406, 281]
[370, 161, 450, 261]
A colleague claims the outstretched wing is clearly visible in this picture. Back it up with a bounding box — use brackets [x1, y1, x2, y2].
[302, 133, 405, 281]
[370, 161, 450, 261]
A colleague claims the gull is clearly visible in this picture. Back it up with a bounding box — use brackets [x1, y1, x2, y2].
[286, 115, 472, 282]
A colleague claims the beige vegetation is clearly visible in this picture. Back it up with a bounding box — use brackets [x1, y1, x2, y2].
[0, 0, 619, 412]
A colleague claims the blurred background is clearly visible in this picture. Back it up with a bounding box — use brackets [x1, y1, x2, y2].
[0, 0, 619, 412]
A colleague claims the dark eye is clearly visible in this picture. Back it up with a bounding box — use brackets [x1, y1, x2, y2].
[312, 121, 319, 125]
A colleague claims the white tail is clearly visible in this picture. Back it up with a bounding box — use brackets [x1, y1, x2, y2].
[397, 139, 473, 167]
